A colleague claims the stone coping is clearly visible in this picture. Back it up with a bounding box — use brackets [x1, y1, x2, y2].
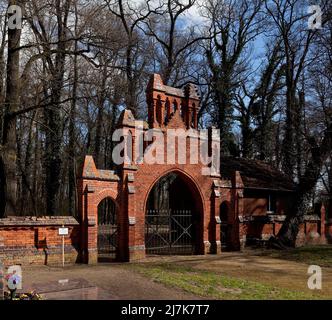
[239, 214, 321, 223]
[82, 173, 120, 181]
[0, 216, 79, 227]
[303, 215, 321, 222]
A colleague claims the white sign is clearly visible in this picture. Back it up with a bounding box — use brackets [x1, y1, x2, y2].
[58, 227, 69, 236]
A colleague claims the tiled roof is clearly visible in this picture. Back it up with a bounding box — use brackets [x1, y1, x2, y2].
[221, 156, 296, 192]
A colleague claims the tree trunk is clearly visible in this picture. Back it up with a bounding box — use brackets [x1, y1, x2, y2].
[270, 127, 332, 247]
[0, 9, 8, 140]
[0, 0, 23, 217]
[68, 3, 78, 217]
[125, 43, 137, 116]
[269, 190, 312, 248]
[44, 0, 70, 215]
[241, 121, 252, 158]
[282, 86, 296, 178]
[94, 63, 107, 168]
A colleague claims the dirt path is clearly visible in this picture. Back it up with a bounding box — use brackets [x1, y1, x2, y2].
[21, 263, 201, 300]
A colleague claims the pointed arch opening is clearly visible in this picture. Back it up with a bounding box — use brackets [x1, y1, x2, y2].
[145, 171, 204, 255]
[97, 197, 118, 262]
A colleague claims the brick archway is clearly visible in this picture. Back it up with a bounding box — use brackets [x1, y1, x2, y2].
[97, 196, 118, 261]
[78, 74, 225, 263]
[143, 168, 206, 214]
[80, 189, 121, 264]
[78, 155, 121, 264]
[144, 169, 205, 255]
[94, 190, 118, 208]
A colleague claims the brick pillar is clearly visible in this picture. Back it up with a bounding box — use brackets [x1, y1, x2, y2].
[80, 184, 98, 264]
[231, 171, 244, 250]
[214, 193, 221, 254]
[148, 99, 158, 128]
[158, 99, 165, 127]
[127, 188, 136, 260]
[186, 105, 191, 129]
[117, 188, 128, 262]
[155, 96, 165, 127]
[193, 108, 198, 129]
[127, 174, 145, 261]
[320, 204, 326, 236]
[0, 260, 4, 300]
[203, 202, 210, 255]
[210, 182, 221, 254]
[87, 203, 98, 264]
[80, 185, 88, 263]
[236, 191, 245, 250]
[202, 191, 213, 255]
[166, 99, 171, 121]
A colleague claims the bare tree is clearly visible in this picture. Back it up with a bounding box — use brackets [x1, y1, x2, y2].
[268, 0, 332, 247]
[234, 40, 285, 160]
[0, 0, 24, 217]
[265, 0, 320, 178]
[141, 0, 207, 86]
[203, 0, 264, 154]
[105, 0, 159, 115]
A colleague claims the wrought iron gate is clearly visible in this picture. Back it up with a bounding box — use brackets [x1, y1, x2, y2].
[145, 209, 195, 255]
[98, 200, 117, 261]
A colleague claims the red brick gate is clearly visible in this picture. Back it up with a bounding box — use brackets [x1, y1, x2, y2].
[77, 74, 331, 264]
[78, 74, 226, 263]
[0, 74, 329, 266]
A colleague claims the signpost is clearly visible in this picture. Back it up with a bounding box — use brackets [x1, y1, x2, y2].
[58, 225, 69, 267]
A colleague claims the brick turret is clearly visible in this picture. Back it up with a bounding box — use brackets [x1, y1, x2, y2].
[146, 74, 200, 129]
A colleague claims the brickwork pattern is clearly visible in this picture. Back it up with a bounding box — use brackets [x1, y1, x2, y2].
[0, 217, 80, 266]
[1, 74, 330, 267]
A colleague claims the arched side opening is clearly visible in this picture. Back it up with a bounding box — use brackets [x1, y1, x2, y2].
[220, 201, 230, 250]
[97, 197, 118, 262]
[145, 171, 204, 255]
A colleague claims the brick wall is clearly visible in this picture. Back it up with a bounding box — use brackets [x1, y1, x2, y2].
[0, 217, 80, 266]
[239, 213, 329, 246]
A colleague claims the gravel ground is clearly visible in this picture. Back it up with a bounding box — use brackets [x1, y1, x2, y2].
[18, 249, 332, 300]
[20, 263, 202, 300]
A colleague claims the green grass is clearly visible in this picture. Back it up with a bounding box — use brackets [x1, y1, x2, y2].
[128, 263, 324, 300]
[256, 245, 332, 268]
